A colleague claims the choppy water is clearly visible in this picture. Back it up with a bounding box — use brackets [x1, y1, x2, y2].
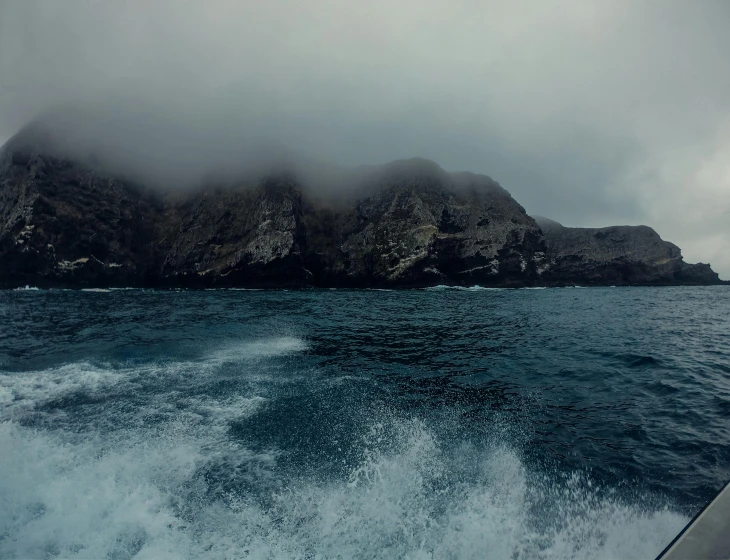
[1, 286, 729, 559]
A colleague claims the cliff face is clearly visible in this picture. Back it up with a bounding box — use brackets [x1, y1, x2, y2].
[0, 140, 546, 288]
[0, 145, 163, 288]
[156, 178, 311, 287]
[534, 216, 721, 285]
[299, 159, 545, 287]
[0, 134, 722, 288]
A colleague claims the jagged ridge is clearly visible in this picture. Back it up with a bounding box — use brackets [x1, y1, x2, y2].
[0, 133, 723, 288]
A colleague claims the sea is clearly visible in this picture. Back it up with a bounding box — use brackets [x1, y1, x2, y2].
[1, 285, 729, 559]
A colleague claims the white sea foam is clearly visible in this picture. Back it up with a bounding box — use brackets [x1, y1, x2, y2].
[0, 414, 686, 560]
[0, 336, 307, 419]
[179, 394, 268, 429]
[0, 361, 120, 417]
[0, 420, 202, 559]
[426, 285, 506, 292]
[0, 336, 686, 559]
[212, 336, 308, 362]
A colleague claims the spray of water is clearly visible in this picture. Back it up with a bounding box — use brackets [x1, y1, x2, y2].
[0, 337, 685, 559]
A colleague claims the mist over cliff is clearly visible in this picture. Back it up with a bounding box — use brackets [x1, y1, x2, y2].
[0, 122, 723, 289]
[1, 1, 729, 277]
[5, 104, 323, 191]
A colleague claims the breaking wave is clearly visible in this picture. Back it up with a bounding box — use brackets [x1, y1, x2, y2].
[0, 334, 685, 559]
[0, 417, 684, 560]
[425, 285, 506, 292]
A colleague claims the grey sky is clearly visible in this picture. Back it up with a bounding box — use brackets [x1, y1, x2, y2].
[1, 0, 729, 277]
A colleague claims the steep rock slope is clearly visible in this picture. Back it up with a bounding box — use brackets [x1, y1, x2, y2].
[0, 139, 162, 288]
[534, 216, 720, 285]
[0, 125, 723, 288]
[0, 143, 546, 287]
[157, 177, 310, 287]
[300, 159, 544, 287]
[154, 159, 545, 287]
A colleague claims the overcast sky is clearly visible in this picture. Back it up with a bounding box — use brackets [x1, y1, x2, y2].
[1, 0, 728, 277]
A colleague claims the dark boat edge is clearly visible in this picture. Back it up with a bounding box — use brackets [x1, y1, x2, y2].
[656, 479, 730, 560]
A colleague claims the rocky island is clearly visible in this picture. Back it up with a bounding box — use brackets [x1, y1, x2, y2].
[0, 123, 723, 289]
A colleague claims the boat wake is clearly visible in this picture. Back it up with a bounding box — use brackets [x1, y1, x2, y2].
[0, 335, 686, 559]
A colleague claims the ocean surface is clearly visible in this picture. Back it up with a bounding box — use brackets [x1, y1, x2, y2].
[1, 286, 729, 559]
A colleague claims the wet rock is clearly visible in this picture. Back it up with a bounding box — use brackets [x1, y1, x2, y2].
[533, 216, 722, 285]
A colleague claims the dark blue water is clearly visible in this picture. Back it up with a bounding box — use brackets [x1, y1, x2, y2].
[1, 286, 729, 559]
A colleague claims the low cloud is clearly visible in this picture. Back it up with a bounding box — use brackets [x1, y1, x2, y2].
[1, 0, 728, 275]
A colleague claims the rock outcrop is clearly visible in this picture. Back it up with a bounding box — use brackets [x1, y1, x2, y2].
[0, 138, 163, 288]
[0, 135, 547, 288]
[156, 158, 545, 288]
[534, 216, 721, 285]
[0, 128, 723, 289]
[299, 159, 545, 287]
